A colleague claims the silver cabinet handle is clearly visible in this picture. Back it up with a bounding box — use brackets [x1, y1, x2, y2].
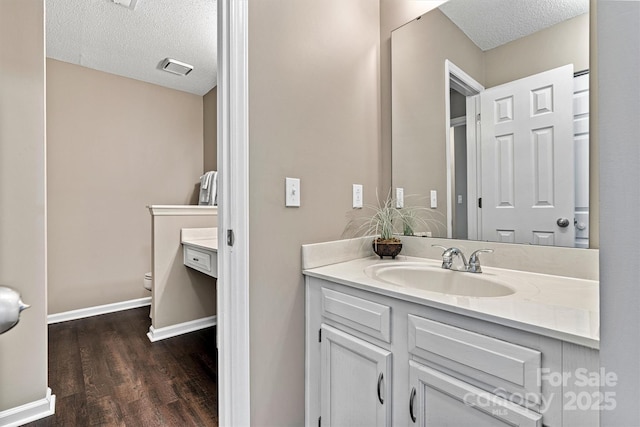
[377, 372, 384, 404]
[0, 286, 30, 335]
[557, 218, 570, 227]
[409, 387, 417, 422]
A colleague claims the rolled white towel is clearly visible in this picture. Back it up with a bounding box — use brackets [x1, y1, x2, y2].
[201, 171, 213, 190]
[211, 171, 218, 206]
[199, 171, 217, 205]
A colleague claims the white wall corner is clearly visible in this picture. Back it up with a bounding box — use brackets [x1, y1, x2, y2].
[0, 388, 56, 427]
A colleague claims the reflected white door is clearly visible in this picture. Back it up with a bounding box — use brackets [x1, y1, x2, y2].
[480, 64, 574, 247]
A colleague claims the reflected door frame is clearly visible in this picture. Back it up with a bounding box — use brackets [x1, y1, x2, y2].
[444, 60, 484, 239]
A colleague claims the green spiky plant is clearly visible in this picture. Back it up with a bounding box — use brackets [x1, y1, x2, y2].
[344, 190, 445, 248]
[398, 200, 446, 237]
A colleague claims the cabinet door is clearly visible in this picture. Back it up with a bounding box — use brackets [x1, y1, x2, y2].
[320, 324, 391, 427]
[408, 361, 541, 427]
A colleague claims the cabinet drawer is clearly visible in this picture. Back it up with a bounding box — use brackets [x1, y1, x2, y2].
[408, 315, 541, 400]
[321, 287, 391, 343]
[184, 246, 213, 273]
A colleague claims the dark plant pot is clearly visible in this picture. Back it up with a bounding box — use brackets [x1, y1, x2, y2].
[372, 240, 402, 259]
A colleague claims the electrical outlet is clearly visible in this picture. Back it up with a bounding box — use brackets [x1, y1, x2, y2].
[430, 190, 437, 208]
[396, 188, 404, 208]
[353, 184, 363, 208]
[286, 177, 300, 207]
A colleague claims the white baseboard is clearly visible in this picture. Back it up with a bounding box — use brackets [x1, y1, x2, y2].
[147, 315, 217, 342]
[47, 297, 152, 324]
[0, 387, 56, 427]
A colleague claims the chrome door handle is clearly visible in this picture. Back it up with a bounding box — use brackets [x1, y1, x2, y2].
[557, 218, 570, 227]
[409, 387, 417, 422]
[0, 286, 30, 334]
[377, 372, 384, 404]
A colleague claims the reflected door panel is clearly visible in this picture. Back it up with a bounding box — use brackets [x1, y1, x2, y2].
[480, 64, 575, 247]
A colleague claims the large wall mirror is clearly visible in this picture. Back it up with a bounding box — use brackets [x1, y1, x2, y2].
[391, 0, 593, 248]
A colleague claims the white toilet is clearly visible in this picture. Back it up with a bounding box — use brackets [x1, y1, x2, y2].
[144, 272, 152, 319]
[144, 272, 152, 291]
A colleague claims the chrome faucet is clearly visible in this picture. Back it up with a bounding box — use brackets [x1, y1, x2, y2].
[467, 249, 494, 273]
[432, 245, 493, 273]
[432, 245, 467, 270]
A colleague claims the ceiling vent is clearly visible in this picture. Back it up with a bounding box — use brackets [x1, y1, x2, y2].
[111, 0, 139, 10]
[160, 58, 194, 76]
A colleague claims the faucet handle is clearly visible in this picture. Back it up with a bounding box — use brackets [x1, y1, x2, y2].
[432, 244, 452, 269]
[431, 244, 448, 253]
[467, 249, 493, 273]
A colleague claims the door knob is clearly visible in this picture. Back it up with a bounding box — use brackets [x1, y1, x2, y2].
[556, 218, 570, 228]
[0, 286, 30, 334]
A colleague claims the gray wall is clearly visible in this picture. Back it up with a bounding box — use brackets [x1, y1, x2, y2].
[47, 59, 205, 314]
[203, 86, 218, 173]
[248, 0, 381, 424]
[0, 0, 48, 411]
[379, 1, 443, 196]
[392, 9, 485, 234]
[598, 0, 640, 425]
[484, 14, 589, 87]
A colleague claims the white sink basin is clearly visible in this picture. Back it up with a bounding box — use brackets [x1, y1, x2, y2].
[364, 262, 515, 297]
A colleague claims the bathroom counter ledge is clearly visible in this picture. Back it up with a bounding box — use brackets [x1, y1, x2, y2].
[181, 228, 218, 278]
[181, 227, 218, 252]
[304, 255, 599, 349]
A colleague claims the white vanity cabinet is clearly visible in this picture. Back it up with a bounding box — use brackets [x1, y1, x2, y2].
[305, 276, 599, 427]
[320, 325, 392, 426]
[409, 361, 541, 426]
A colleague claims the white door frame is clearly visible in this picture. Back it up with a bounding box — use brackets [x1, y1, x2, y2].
[444, 60, 484, 239]
[217, 0, 250, 425]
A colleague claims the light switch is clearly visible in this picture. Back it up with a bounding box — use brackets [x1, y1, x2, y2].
[430, 190, 437, 208]
[353, 184, 363, 209]
[457, 194, 463, 204]
[286, 177, 300, 207]
[396, 187, 404, 208]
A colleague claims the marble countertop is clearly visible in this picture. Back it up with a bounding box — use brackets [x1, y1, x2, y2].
[304, 255, 599, 349]
[181, 228, 218, 252]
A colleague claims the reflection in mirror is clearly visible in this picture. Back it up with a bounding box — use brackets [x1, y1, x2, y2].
[391, 0, 591, 248]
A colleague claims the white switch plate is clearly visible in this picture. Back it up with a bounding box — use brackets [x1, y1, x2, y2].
[457, 194, 463, 204]
[396, 187, 404, 208]
[353, 184, 363, 208]
[430, 190, 437, 208]
[286, 177, 300, 207]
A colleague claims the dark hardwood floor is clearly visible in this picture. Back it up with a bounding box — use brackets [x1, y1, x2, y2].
[26, 307, 218, 427]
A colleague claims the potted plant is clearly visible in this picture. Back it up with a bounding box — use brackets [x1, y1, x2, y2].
[345, 191, 444, 259]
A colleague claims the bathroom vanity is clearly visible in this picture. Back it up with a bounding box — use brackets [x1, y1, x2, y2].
[181, 227, 218, 278]
[147, 206, 217, 342]
[303, 238, 600, 427]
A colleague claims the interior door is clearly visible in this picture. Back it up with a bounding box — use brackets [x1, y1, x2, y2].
[480, 64, 574, 246]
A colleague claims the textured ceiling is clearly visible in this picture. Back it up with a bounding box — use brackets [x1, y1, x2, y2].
[439, 0, 589, 51]
[46, 0, 217, 96]
[46, 0, 587, 95]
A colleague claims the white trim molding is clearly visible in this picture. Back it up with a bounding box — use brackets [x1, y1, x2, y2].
[444, 60, 484, 240]
[147, 315, 217, 342]
[148, 205, 218, 216]
[0, 387, 56, 427]
[218, 0, 251, 425]
[47, 297, 151, 324]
